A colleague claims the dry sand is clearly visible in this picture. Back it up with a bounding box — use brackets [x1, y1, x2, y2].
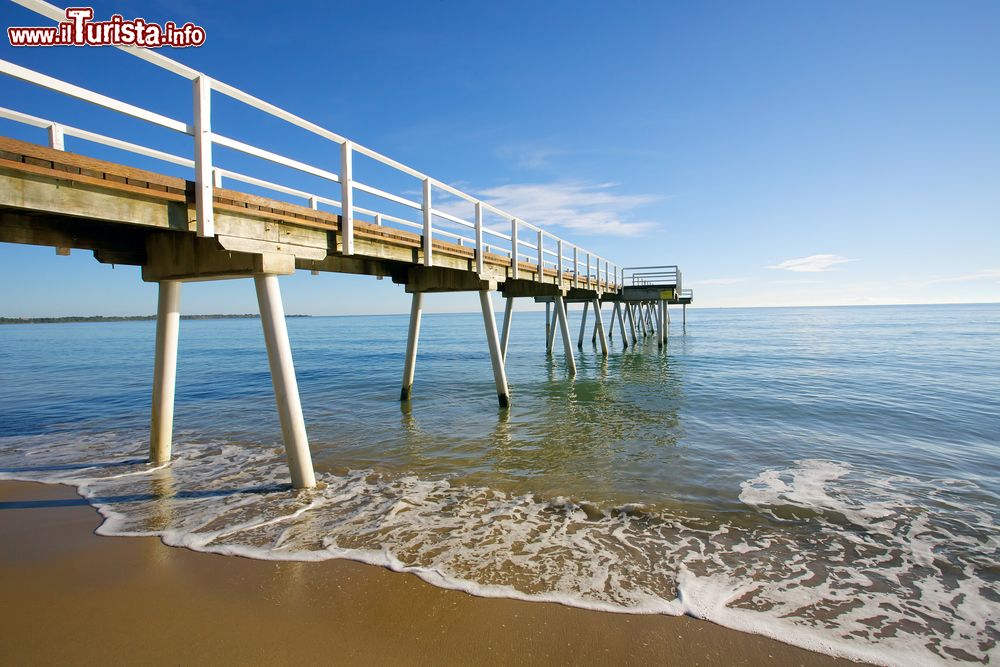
[0, 480, 864, 666]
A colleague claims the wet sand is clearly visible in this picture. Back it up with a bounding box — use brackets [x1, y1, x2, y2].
[0, 480, 863, 666]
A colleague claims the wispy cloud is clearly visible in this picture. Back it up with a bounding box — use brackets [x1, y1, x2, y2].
[767, 254, 857, 273]
[472, 181, 661, 237]
[496, 143, 563, 169]
[692, 277, 747, 285]
[914, 268, 1000, 286]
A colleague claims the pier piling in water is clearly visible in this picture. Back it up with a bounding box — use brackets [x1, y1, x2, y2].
[480, 291, 511, 408]
[553, 294, 577, 376]
[400, 292, 423, 402]
[255, 274, 316, 489]
[500, 296, 514, 362]
[150, 280, 181, 464]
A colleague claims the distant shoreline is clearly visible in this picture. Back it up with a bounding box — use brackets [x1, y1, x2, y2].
[0, 314, 311, 325]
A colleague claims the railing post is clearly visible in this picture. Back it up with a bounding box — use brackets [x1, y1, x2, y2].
[47, 123, 63, 150]
[309, 195, 318, 210]
[573, 246, 579, 287]
[604, 259, 609, 290]
[586, 252, 591, 289]
[475, 202, 484, 277]
[422, 177, 433, 267]
[212, 168, 223, 188]
[192, 74, 214, 238]
[557, 239, 563, 285]
[536, 230, 543, 282]
[340, 140, 354, 255]
[510, 218, 519, 280]
[375, 212, 382, 226]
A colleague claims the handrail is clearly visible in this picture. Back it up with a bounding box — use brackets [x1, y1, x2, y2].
[622, 266, 682, 290]
[3, 0, 625, 288]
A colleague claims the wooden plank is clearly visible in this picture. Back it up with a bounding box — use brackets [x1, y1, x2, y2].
[0, 137, 186, 189]
[0, 158, 188, 203]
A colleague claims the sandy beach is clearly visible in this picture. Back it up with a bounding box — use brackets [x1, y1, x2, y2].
[0, 480, 863, 666]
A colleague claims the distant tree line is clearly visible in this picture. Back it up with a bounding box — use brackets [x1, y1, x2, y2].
[0, 314, 311, 324]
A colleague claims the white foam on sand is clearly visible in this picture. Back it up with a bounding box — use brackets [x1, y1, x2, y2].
[1, 433, 997, 666]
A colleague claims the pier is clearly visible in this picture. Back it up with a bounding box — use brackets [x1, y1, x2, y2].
[1, 0, 693, 489]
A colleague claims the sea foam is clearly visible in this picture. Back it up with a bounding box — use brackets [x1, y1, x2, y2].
[1, 432, 996, 666]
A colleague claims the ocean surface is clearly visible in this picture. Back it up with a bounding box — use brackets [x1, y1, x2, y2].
[1, 303, 997, 665]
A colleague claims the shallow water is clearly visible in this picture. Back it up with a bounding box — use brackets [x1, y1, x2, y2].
[1, 303, 998, 665]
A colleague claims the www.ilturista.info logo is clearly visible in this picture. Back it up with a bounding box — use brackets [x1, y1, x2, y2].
[7, 7, 206, 48]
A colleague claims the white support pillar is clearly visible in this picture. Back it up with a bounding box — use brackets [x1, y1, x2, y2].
[400, 292, 423, 401]
[608, 303, 615, 342]
[625, 302, 638, 343]
[614, 301, 629, 348]
[254, 274, 316, 489]
[658, 300, 666, 349]
[635, 304, 646, 337]
[500, 296, 514, 361]
[592, 298, 608, 356]
[554, 294, 576, 376]
[592, 301, 599, 344]
[545, 302, 551, 349]
[479, 291, 510, 408]
[546, 301, 557, 354]
[577, 300, 589, 349]
[683, 303, 687, 326]
[150, 280, 181, 464]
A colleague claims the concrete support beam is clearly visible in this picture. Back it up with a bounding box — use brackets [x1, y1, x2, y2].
[592, 298, 608, 356]
[149, 280, 181, 464]
[254, 274, 316, 489]
[501, 279, 564, 299]
[500, 296, 514, 361]
[683, 303, 687, 326]
[400, 292, 423, 401]
[479, 291, 510, 408]
[577, 301, 589, 349]
[403, 266, 495, 293]
[553, 294, 576, 376]
[142, 232, 294, 283]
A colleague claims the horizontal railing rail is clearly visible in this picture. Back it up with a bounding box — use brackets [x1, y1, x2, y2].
[1, 0, 626, 290]
[622, 266, 681, 290]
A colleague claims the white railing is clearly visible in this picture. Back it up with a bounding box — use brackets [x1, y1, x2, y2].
[623, 266, 682, 290]
[0, 0, 623, 290]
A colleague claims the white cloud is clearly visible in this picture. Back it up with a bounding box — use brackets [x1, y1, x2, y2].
[767, 254, 857, 273]
[692, 277, 747, 285]
[914, 268, 1000, 286]
[473, 181, 660, 237]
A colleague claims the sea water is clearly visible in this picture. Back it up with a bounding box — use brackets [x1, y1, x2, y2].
[1, 303, 997, 665]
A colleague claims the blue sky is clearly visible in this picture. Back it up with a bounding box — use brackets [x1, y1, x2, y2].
[1, 0, 998, 316]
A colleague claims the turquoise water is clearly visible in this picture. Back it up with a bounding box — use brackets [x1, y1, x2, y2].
[1, 303, 998, 665]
